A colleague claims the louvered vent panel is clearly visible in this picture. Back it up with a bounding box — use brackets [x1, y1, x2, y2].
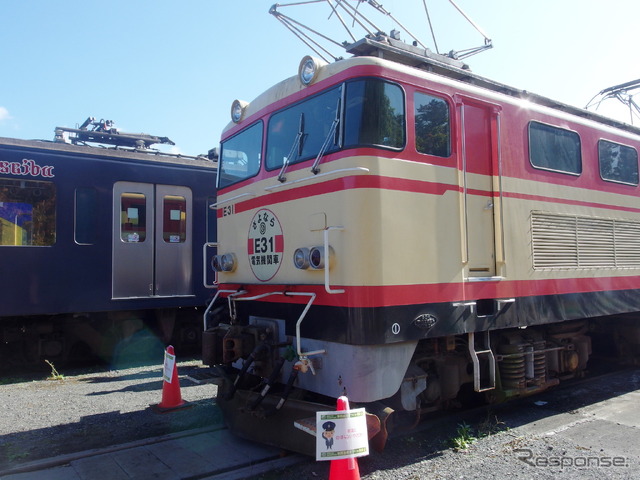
[532, 212, 640, 270]
[531, 213, 578, 268]
[577, 217, 615, 267]
[614, 221, 640, 267]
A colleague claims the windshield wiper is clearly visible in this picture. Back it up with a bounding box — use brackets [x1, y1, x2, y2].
[278, 113, 305, 183]
[312, 96, 341, 174]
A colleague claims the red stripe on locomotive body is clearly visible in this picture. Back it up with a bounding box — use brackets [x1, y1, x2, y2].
[218, 172, 463, 218]
[217, 168, 640, 220]
[220, 274, 640, 309]
[502, 190, 640, 214]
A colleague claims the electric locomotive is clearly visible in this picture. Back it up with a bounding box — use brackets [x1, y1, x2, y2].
[205, 35, 640, 454]
[0, 119, 218, 368]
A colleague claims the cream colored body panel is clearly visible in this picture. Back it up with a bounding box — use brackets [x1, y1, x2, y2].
[216, 156, 470, 288]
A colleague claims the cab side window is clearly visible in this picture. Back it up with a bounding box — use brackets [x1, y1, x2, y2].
[415, 92, 451, 157]
[598, 139, 638, 185]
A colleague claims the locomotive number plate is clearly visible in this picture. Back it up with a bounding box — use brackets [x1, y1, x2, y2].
[248, 209, 284, 281]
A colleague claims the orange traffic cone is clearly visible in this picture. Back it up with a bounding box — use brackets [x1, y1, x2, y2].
[151, 345, 191, 413]
[328, 396, 361, 480]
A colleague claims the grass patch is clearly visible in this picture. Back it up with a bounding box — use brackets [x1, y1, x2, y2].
[447, 413, 508, 451]
[448, 422, 476, 450]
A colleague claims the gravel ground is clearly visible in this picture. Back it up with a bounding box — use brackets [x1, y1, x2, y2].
[0, 358, 221, 472]
[245, 368, 640, 480]
[1, 360, 639, 480]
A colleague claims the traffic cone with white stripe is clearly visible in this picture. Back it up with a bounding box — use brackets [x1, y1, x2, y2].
[328, 395, 361, 480]
[151, 345, 190, 412]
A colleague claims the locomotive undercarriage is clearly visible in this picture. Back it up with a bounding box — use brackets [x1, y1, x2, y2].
[206, 313, 640, 456]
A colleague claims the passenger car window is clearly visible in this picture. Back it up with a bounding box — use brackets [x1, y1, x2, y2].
[120, 192, 147, 242]
[0, 178, 55, 246]
[162, 195, 186, 243]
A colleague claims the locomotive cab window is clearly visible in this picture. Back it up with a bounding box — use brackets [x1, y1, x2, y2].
[119, 192, 147, 242]
[414, 92, 451, 157]
[598, 139, 638, 185]
[162, 195, 186, 243]
[529, 121, 582, 175]
[218, 121, 263, 189]
[344, 79, 405, 149]
[263, 78, 405, 174]
[266, 86, 342, 170]
[0, 178, 56, 246]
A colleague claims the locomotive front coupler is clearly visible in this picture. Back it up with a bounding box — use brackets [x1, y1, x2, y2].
[258, 361, 298, 417]
[249, 356, 287, 410]
[223, 342, 270, 401]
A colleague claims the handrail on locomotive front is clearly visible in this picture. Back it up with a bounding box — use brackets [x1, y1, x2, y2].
[202, 242, 218, 289]
[203, 288, 325, 360]
[323, 226, 345, 294]
[232, 291, 325, 359]
[263, 166, 370, 192]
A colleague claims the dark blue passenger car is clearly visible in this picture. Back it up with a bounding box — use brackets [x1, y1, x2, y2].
[0, 134, 217, 367]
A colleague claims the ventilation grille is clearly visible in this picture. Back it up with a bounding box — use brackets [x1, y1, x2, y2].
[531, 211, 640, 269]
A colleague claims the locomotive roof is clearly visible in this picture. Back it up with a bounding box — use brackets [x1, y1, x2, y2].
[225, 34, 640, 140]
[0, 136, 217, 170]
[347, 34, 640, 137]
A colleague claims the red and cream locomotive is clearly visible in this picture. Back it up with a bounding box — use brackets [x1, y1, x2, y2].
[204, 29, 640, 454]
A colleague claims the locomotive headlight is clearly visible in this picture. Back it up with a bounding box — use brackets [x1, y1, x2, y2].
[221, 253, 237, 272]
[212, 253, 237, 272]
[293, 247, 310, 269]
[309, 245, 335, 269]
[212, 255, 222, 272]
[231, 99, 248, 123]
[298, 56, 326, 86]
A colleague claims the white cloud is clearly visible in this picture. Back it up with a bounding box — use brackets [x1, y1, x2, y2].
[0, 107, 11, 122]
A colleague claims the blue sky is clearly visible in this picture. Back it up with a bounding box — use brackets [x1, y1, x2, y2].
[0, 0, 637, 156]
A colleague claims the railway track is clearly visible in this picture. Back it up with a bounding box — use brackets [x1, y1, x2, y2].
[0, 424, 305, 480]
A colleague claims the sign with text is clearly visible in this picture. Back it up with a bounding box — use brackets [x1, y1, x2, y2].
[163, 349, 176, 383]
[315, 408, 369, 461]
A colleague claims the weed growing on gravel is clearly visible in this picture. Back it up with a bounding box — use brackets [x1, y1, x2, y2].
[448, 422, 476, 450]
[45, 360, 64, 381]
[477, 412, 507, 437]
[447, 414, 508, 451]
